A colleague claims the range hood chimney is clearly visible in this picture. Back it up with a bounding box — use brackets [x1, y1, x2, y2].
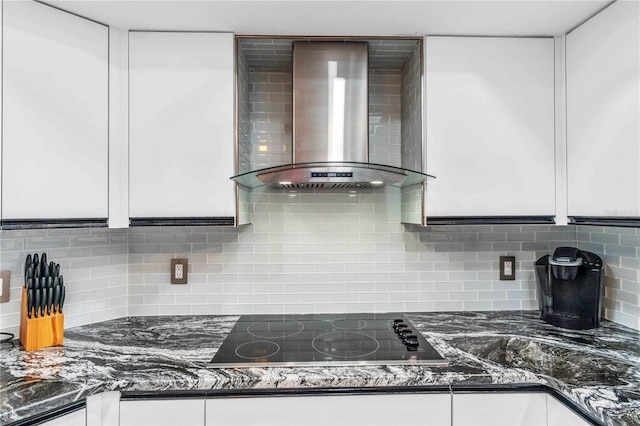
[231, 40, 433, 189]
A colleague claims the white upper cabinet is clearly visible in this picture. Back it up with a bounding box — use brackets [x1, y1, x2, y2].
[425, 37, 555, 219]
[2, 1, 108, 221]
[129, 32, 235, 220]
[566, 1, 640, 218]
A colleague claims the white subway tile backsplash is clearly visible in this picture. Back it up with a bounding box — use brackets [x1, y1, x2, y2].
[449, 291, 478, 301]
[492, 300, 522, 310]
[3, 210, 639, 338]
[577, 226, 640, 330]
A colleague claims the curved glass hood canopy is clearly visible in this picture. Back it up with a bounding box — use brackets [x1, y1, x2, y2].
[231, 162, 434, 189]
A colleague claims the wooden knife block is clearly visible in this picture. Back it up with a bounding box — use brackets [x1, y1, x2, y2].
[19, 287, 64, 351]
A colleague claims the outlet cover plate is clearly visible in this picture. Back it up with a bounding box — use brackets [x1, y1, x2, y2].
[171, 259, 188, 284]
[499, 256, 516, 281]
[0, 271, 10, 303]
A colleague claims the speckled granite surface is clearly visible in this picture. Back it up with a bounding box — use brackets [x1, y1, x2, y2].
[1, 311, 639, 425]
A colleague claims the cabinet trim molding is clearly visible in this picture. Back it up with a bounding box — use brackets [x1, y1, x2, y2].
[569, 217, 640, 228]
[0, 219, 108, 231]
[7, 400, 85, 426]
[425, 216, 555, 225]
[129, 217, 235, 227]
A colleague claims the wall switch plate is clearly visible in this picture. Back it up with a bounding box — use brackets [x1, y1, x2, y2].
[0, 271, 10, 303]
[499, 256, 516, 280]
[171, 259, 188, 284]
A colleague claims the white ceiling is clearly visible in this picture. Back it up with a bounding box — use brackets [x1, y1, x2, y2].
[42, 0, 613, 36]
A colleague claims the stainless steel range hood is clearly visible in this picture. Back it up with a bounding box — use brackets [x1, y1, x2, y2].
[231, 41, 433, 189]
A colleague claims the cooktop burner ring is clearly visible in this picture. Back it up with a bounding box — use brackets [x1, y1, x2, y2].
[246, 320, 305, 339]
[312, 331, 380, 359]
[331, 319, 368, 330]
[235, 340, 281, 360]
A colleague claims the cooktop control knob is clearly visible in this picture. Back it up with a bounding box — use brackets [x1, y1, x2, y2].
[393, 323, 408, 333]
[393, 319, 404, 325]
[399, 329, 412, 338]
[403, 335, 419, 346]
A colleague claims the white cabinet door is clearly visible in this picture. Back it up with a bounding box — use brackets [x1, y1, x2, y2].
[425, 37, 555, 218]
[2, 1, 108, 220]
[452, 393, 547, 426]
[40, 409, 86, 426]
[566, 1, 640, 218]
[86, 391, 120, 426]
[206, 393, 451, 425]
[129, 32, 235, 219]
[120, 399, 205, 426]
[546, 395, 590, 426]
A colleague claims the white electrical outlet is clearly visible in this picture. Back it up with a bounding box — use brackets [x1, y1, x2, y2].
[504, 261, 513, 276]
[175, 264, 184, 280]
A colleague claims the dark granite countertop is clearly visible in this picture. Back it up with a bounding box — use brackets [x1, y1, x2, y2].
[1, 311, 639, 425]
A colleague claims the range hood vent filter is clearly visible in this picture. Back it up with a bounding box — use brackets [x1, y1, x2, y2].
[278, 182, 377, 190]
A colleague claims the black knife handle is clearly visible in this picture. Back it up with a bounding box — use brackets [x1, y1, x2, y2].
[26, 267, 33, 287]
[41, 253, 47, 267]
[34, 290, 41, 318]
[40, 288, 45, 317]
[24, 254, 32, 284]
[41, 288, 47, 317]
[33, 253, 39, 266]
[27, 289, 34, 319]
[59, 286, 66, 313]
[53, 285, 61, 314]
[42, 288, 48, 316]
[47, 287, 54, 316]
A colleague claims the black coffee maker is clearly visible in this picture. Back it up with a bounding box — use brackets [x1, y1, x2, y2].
[535, 247, 604, 330]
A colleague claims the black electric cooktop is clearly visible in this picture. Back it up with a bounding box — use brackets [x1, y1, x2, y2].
[210, 313, 447, 367]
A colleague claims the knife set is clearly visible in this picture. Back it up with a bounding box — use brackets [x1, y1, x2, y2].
[20, 253, 66, 351]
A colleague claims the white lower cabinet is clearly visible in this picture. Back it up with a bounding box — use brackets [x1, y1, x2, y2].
[452, 393, 547, 426]
[86, 391, 120, 426]
[119, 399, 205, 426]
[205, 393, 452, 426]
[546, 395, 590, 426]
[40, 409, 86, 426]
[39, 390, 590, 426]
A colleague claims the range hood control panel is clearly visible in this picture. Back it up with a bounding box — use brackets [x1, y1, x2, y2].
[311, 172, 353, 178]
